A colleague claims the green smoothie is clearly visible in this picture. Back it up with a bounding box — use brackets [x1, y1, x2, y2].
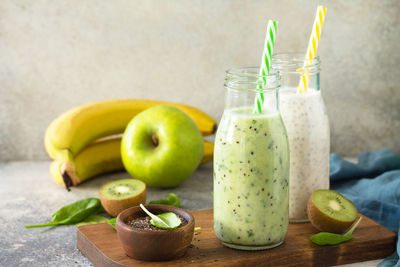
[213, 107, 290, 250]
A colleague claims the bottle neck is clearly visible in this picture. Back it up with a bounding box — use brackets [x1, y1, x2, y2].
[224, 67, 281, 113]
[224, 87, 280, 113]
[272, 53, 321, 91]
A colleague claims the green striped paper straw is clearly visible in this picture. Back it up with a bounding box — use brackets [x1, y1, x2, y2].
[254, 20, 278, 114]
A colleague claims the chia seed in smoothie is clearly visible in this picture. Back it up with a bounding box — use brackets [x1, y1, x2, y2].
[213, 107, 290, 249]
[279, 87, 330, 222]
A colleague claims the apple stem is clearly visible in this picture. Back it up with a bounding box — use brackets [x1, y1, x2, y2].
[151, 134, 159, 147]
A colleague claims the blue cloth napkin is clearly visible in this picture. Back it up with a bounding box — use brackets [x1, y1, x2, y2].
[330, 149, 400, 267]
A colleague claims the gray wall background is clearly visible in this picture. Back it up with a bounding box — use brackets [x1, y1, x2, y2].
[0, 0, 399, 161]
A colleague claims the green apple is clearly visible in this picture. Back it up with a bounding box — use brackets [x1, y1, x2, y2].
[121, 105, 204, 188]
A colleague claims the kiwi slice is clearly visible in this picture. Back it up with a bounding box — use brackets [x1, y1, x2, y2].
[307, 189, 358, 234]
[99, 179, 146, 217]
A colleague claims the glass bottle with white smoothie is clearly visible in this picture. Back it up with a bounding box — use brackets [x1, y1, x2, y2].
[214, 68, 290, 250]
[272, 53, 330, 222]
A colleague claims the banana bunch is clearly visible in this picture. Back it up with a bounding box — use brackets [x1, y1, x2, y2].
[46, 99, 216, 190]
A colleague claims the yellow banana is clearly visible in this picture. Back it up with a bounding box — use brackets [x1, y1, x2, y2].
[200, 140, 214, 165]
[50, 137, 123, 189]
[45, 99, 217, 160]
[50, 137, 214, 190]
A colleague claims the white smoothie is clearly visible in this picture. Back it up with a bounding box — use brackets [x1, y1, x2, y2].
[279, 87, 330, 222]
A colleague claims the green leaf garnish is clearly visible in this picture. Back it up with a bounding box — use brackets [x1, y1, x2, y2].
[310, 217, 363, 246]
[151, 212, 181, 230]
[344, 217, 362, 236]
[310, 232, 353, 245]
[107, 218, 117, 230]
[139, 204, 181, 230]
[148, 193, 180, 207]
[75, 215, 108, 227]
[25, 198, 103, 228]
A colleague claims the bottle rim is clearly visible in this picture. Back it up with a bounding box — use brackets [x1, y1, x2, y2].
[224, 67, 281, 92]
[272, 52, 321, 74]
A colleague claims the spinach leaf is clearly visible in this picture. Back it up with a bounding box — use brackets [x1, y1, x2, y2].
[107, 218, 117, 230]
[344, 217, 362, 236]
[310, 232, 354, 245]
[140, 204, 181, 230]
[25, 198, 102, 228]
[75, 215, 108, 227]
[310, 217, 363, 246]
[148, 193, 180, 207]
[151, 212, 181, 230]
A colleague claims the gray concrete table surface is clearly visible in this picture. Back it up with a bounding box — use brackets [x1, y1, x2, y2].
[0, 161, 383, 267]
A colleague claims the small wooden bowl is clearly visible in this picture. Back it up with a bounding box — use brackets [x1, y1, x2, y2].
[116, 204, 195, 261]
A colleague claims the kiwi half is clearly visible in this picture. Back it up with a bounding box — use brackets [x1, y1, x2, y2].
[307, 189, 358, 234]
[99, 179, 146, 217]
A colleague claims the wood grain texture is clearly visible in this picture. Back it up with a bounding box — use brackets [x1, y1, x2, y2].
[77, 209, 396, 267]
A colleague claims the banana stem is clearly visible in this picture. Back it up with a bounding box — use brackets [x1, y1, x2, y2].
[60, 161, 80, 191]
[62, 172, 73, 192]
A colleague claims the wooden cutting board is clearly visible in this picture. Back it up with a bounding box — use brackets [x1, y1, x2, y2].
[77, 209, 396, 267]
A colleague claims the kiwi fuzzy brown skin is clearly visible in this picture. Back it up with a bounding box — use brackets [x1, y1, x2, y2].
[307, 191, 358, 234]
[100, 185, 146, 217]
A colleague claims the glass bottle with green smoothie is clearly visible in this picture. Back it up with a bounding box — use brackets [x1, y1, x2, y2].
[214, 67, 290, 250]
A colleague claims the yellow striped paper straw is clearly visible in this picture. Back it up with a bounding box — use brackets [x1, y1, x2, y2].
[254, 20, 278, 114]
[298, 5, 327, 94]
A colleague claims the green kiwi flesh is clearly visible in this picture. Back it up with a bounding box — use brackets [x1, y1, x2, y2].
[312, 189, 358, 222]
[99, 179, 146, 217]
[307, 189, 358, 233]
[100, 179, 145, 200]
